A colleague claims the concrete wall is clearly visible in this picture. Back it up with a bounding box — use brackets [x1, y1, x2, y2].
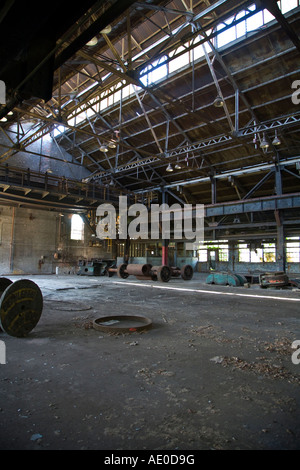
[0, 205, 113, 275]
[196, 260, 300, 275]
[0, 124, 90, 180]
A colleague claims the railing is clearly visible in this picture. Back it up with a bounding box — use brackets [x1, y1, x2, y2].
[0, 164, 133, 205]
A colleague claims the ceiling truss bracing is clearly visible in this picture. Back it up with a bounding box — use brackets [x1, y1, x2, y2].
[0, 0, 299, 241]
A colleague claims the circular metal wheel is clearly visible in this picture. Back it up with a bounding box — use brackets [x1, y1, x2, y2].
[0, 278, 13, 332]
[93, 314, 152, 333]
[0, 277, 13, 296]
[157, 266, 171, 282]
[117, 263, 129, 279]
[181, 264, 194, 280]
[0, 279, 43, 337]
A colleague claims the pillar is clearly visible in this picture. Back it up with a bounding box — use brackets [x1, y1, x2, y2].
[275, 210, 285, 272]
[161, 187, 169, 266]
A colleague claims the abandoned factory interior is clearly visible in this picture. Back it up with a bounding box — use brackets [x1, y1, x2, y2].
[0, 0, 299, 452]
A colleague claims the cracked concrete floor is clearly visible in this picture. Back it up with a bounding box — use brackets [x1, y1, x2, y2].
[0, 272, 299, 450]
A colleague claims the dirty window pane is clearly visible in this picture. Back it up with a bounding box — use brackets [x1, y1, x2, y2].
[71, 214, 84, 241]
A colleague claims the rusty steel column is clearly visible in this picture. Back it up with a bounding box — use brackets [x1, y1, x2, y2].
[161, 188, 169, 266]
[162, 243, 168, 266]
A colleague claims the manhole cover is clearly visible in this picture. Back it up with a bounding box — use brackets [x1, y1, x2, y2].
[93, 315, 152, 333]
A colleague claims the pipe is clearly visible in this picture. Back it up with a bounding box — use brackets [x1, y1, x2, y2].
[9, 206, 15, 272]
[125, 264, 152, 276]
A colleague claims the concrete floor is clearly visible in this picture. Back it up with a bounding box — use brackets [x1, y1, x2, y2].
[0, 272, 299, 450]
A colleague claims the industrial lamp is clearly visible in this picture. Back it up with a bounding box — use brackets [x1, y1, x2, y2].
[272, 130, 281, 146]
[260, 133, 269, 149]
[100, 144, 108, 152]
[174, 158, 182, 169]
[213, 95, 224, 107]
[108, 140, 117, 148]
[166, 163, 173, 172]
[86, 37, 98, 46]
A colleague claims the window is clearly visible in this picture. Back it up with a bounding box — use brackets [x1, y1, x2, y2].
[216, 21, 237, 48]
[246, 9, 264, 33]
[198, 241, 229, 262]
[280, 0, 298, 14]
[140, 56, 168, 86]
[263, 243, 276, 262]
[215, 1, 300, 50]
[53, 125, 67, 137]
[48, 0, 300, 141]
[238, 243, 250, 262]
[238, 242, 276, 262]
[286, 237, 300, 262]
[198, 249, 208, 262]
[129, 242, 146, 257]
[71, 214, 84, 241]
[169, 47, 190, 74]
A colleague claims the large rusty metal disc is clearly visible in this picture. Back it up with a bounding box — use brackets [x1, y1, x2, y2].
[0, 279, 43, 337]
[93, 315, 152, 333]
[117, 263, 129, 279]
[156, 266, 171, 282]
[0, 278, 13, 332]
[0, 277, 13, 295]
[181, 264, 194, 280]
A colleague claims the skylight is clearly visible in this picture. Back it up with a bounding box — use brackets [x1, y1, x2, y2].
[51, 0, 299, 135]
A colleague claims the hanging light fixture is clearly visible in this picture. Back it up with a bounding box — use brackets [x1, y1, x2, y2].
[272, 130, 281, 146]
[213, 95, 224, 107]
[260, 133, 269, 149]
[100, 25, 112, 34]
[86, 37, 98, 46]
[175, 158, 182, 170]
[100, 144, 108, 152]
[108, 140, 116, 149]
[166, 163, 173, 172]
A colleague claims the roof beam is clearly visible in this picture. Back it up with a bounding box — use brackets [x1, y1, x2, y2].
[54, 0, 137, 71]
[261, 0, 300, 54]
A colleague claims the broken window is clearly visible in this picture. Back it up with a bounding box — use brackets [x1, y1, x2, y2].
[286, 237, 300, 262]
[71, 214, 84, 241]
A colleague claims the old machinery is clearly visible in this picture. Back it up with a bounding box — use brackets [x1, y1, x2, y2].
[107, 263, 194, 282]
[259, 272, 289, 288]
[77, 259, 116, 276]
[206, 272, 247, 287]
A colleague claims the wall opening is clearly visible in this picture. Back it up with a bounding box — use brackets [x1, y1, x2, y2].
[71, 214, 84, 241]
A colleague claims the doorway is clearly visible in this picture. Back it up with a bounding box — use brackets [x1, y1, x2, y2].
[208, 249, 218, 270]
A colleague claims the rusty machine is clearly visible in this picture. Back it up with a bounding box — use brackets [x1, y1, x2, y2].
[107, 263, 194, 282]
